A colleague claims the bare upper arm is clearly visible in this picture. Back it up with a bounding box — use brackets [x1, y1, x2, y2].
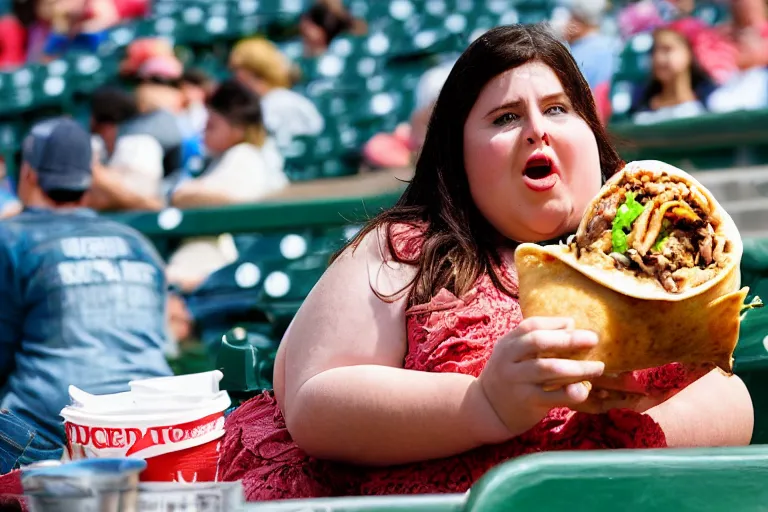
[273, 227, 416, 415]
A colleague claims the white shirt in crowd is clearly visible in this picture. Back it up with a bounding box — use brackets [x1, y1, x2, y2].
[193, 139, 287, 202]
[94, 134, 165, 200]
[261, 88, 325, 147]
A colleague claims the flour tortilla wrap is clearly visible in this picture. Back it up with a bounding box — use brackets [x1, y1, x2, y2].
[514, 160, 747, 374]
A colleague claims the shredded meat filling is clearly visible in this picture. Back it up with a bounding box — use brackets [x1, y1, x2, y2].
[574, 172, 726, 293]
[579, 194, 621, 250]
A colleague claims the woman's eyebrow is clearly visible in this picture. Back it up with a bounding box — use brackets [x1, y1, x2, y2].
[484, 92, 568, 118]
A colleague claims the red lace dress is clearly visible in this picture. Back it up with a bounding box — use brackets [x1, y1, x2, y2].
[218, 226, 699, 500]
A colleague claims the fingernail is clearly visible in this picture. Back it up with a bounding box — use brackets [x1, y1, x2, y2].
[586, 361, 605, 373]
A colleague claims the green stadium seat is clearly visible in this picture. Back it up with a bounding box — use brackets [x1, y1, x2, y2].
[101, 22, 145, 52]
[387, 25, 457, 58]
[610, 33, 654, 121]
[693, 2, 729, 25]
[366, 0, 414, 23]
[0, 122, 20, 155]
[0, 121, 21, 182]
[734, 238, 768, 444]
[217, 326, 278, 393]
[466, 447, 768, 511]
[0, 64, 70, 113]
[68, 53, 120, 93]
[277, 39, 305, 61]
[258, 255, 326, 312]
[310, 224, 362, 253]
[167, 340, 216, 377]
[283, 124, 361, 181]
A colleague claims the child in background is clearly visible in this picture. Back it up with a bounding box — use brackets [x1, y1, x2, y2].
[631, 26, 716, 123]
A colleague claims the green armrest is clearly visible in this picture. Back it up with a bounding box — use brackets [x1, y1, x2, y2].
[466, 446, 768, 511]
[217, 326, 278, 393]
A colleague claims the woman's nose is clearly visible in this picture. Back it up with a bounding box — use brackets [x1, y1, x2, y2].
[524, 112, 550, 146]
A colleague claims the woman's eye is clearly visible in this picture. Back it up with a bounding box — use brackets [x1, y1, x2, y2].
[493, 113, 518, 126]
[546, 105, 567, 116]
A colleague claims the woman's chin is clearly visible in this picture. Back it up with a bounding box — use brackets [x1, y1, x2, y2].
[525, 205, 576, 240]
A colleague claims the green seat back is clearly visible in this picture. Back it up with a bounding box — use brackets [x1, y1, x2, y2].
[734, 238, 768, 444]
[610, 33, 654, 121]
[466, 447, 768, 511]
[217, 326, 278, 394]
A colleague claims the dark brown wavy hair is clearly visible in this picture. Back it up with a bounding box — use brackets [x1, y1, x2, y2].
[334, 24, 624, 308]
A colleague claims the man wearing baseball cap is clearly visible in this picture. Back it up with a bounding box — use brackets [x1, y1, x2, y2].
[0, 118, 172, 473]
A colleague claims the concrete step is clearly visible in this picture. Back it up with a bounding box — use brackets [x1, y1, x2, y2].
[692, 166, 768, 204]
[719, 198, 768, 235]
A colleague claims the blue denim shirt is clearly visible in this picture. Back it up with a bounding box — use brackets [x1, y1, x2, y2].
[0, 208, 172, 446]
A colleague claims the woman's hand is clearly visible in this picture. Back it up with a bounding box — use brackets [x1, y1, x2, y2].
[571, 363, 717, 414]
[478, 317, 605, 436]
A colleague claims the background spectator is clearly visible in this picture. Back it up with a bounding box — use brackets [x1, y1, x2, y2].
[618, 0, 693, 39]
[299, 0, 366, 57]
[88, 85, 167, 211]
[119, 37, 176, 76]
[36, 0, 132, 60]
[180, 67, 215, 137]
[229, 37, 324, 147]
[631, 27, 715, 124]
[0, 14, 26, 69]
[726, 0, 768, 70]
[0, 117, 171, 472]
[168, 80, 288, 291]
[561, 0, 620, 91]
[707, 0, 768, 113]
[172, 79, 286, 208]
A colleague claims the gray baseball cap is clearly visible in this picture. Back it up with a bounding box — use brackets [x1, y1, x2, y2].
[22, 117, 93, 192]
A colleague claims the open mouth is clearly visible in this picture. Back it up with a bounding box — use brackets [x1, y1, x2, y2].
[523, 155, 554, 180]
[522, 154, 558, 191]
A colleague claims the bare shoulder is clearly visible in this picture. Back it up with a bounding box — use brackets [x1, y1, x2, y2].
[273, 225, 419, 407]
[329, 224, 419, 298]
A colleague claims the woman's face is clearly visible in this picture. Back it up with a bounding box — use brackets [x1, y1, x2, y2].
[204, 110, 244, 154]
[463, 61, 602, 243]
[652, 30, 692, 83]
[180, 82, 206, 107]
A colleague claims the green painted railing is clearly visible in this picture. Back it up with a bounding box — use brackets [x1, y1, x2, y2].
[107, 189, 404, 240]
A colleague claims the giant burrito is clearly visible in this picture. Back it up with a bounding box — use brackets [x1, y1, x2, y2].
[514, 160, 755, 374]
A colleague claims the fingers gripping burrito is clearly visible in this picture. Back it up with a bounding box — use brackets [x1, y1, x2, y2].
[514, 160, 755, 374]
